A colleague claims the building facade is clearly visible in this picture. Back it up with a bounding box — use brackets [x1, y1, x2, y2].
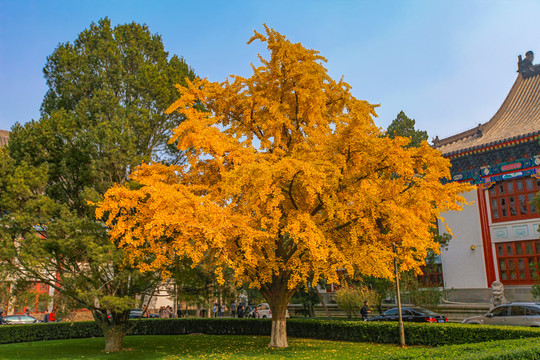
[434, 52, 540, 302]
[0, 130, 9, 147]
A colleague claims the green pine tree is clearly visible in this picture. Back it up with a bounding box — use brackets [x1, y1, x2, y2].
[386, 110, 428, 148]
[0, 18, 195, 352]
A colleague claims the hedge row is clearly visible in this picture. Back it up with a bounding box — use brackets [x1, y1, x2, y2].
[1, 318, 540, 347]
[386, 336, 540, 359]
[286, 319, 540, 346]
[0, 321, 102, 344]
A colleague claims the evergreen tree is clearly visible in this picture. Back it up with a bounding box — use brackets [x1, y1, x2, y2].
[0, 18, 195, 352]
[386, 110, 428, 148]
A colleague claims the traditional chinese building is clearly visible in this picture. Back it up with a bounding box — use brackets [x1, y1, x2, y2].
[433, 51, 540, 302]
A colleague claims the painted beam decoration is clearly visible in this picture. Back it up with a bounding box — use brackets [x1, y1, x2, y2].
[451, 155, 540, 185]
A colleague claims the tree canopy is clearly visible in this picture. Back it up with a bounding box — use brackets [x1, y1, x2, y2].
[0, 18, 196, 352]
[386, 110, 428, 148]
[98, 25, 471, 347]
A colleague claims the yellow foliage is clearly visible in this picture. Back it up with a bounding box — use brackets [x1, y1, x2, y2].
[98, 26, 471, 298]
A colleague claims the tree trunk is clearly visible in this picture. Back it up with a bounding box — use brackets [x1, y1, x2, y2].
[104, 328, 125, 352]
[269, 307, 288, 348]
[266, 286, 294, 348]
[93, 310, 128, 352]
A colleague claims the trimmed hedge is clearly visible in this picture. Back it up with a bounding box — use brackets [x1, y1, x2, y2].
[286, 319, 540, 346]
[386, 337, 540, 359]
[0, 321, 102, 344]
[1, 318, 540, 348]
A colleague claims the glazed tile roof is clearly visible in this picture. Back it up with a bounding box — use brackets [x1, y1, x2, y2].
[0, 130, 9, 147]
[434, 72, 540, 156]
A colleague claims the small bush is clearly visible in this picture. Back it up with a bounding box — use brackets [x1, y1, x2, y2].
[334, 286, 377, 319]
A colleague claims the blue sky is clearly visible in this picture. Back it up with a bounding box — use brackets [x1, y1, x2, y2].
[2, 0, 540, 141]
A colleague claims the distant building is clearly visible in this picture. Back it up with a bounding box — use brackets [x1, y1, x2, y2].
[433, 51, 540, 302]
[0, 130, 9, 147]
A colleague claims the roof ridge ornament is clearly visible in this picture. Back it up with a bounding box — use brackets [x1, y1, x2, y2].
[517, 50, 540, 78]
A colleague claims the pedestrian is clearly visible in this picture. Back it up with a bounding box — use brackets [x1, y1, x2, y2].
[42, 312, 49, 323]
[238, 304, 244, 318]
[167, 305, 174, 318]
[219, 304, 224, 317]
[177, 307, 183, 318]
[24, 307, 30, 316]
[49, 307, 57, 322]
[361, 301, 371, 321]
[230, 302, 237, 318]
[213, 303, 217, 318]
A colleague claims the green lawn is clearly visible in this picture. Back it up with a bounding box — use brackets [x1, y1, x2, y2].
[0, 335, 406, 360]
[1, 334, 539, 359]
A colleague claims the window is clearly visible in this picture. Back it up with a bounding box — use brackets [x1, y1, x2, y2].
[418, 264, 444, 287]
[491, 306, 509, 317]
[497, 240, 540, 285]
[525, 306, 540, 316]
[511, 306, 526, 316]
[489, 177, 540, 223]
[385, 308, 399, 316]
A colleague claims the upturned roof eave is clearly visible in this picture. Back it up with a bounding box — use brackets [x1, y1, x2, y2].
[441, 130, 540, 158]
[433, 72, 533, 156]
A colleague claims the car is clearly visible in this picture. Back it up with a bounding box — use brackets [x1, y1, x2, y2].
[129, 309, 159, 319]
[369, 307, 447, 323]
[462, 303, 540, 327]
[252, 303, 290, 319]
[129, 309, 143, 319]
[2, 315, 40, 324]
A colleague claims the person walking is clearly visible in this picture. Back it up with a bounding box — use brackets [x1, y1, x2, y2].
[49, 307, 57, 322]
[238, 304, 244, 318]
[361, 301, 371, 321]
[230, 302, 237, 318]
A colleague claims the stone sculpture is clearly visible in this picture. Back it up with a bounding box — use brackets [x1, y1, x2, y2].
[489, 280, 508, 310]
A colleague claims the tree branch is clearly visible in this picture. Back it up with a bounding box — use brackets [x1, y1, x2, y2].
[310, 193, 324, 217]
[288, 171, 302, 211]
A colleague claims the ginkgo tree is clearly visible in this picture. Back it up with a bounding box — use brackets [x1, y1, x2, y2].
[98, 25, 471, 348]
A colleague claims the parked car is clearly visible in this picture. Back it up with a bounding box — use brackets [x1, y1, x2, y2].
[251, 303, 290, 319]
[2, 315, 40, 324]
[129, 309, 143, 319]
[462, 303, 540, 327]
[369, 307, 447, 323]
[129, 309, 159, 319]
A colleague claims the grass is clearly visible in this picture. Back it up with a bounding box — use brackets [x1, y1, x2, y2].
[2, 334, 540, 359]
[0, 334, 408, 360]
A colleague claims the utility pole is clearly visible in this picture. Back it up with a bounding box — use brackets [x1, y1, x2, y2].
[393, 242, 406, 348]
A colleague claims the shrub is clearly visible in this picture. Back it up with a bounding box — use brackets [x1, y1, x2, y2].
[2, 318, 540, 348]
[0, 321, 101, 344]
[386, 336, 540, 359]
[334, 286, 377, 319]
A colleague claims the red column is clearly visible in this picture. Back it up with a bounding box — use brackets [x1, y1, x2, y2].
[477, 187, 497, 286]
